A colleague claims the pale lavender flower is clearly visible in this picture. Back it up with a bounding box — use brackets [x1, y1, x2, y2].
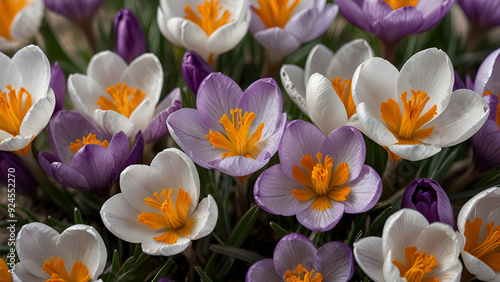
[246, 233, 354, 282]
[401, 178, 457, 229]
[182, 50, 213, 95]
[254, 120, 382, 231]
[114, 8, 147, 64]
[457, 0, 500, 29]
[167, 73, 287, 177]
[44, 0, 105, 22]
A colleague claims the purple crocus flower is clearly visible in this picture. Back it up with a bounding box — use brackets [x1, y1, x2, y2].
[167, 73, 287, 178]
[336, 0, 453, 44]
[471, 95, 500, 172]
[50, 62, 66, 115]
[38, 110, 143, 197]
[401, 178, 457, 229]
[254, 121, 382, 231]
[44, 0, 105, 22]
[114, 8, 147, 64]
[246, 233, 354, 282]
[182, 50, 213, 95]
[457, 0, 500, 29]
[0, 151, 36, 196]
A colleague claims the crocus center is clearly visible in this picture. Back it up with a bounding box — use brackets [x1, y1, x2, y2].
[0, 0, 29, 40]
[42, 256, 91, 282]
[69, 133, 109, 153]
[253, 0, 300, 29]
[291, 153, 351, 211]
[283, 264, 323, 282]
[464, 217, 500, 271]
[380, 90, 437, 145]
[205, 108, 264, 159]
[184, 0, 233, 36]
[96, 82, 146, 118]
[383, 0, 418, 10]
[0, 85, 32, 137]
[393, 246, 439, 282]
[0, 258, 12, 282]
[331, 77, 355, 119]
[137, 188, 195, 245]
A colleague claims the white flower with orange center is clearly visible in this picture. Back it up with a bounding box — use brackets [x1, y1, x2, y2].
[13, 222, 106, 282]
[68, 51, 181, 143]
[354, 209, 463, 281]
[0, 0, 44, 52]
[351, 48, 489, 161]
[0, 45, 55, 156]
[281, 39, 374, 135]
[457, 187, 500, 281]
[157, 0, 250, 65]
[100, 148, 218, 256]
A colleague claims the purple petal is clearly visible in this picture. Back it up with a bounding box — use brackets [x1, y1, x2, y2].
[370, 6, 424, 43]
[246, 259, 281, 282]
[336, 0, 367, 30]
[144, 88, 182, 143]
[284, 8, 318, 42]
[44, 0, 105, 21]
[121, 131, 144, 171]
[317, 241, 354, 281]
[362, 0, 394, 24]
[453, 69, 466, 91]
[471, 119, 500, 172]
[417, 0, 453, 32]
[457, 0, 500, 28]
[0, 152, 36, 196]
[474, 48, 500, 96]
[114, 8, 147, 64]
[39, 151, 89, 190]
[273, 233, 320, 278]
[303, 4, 339, 42]
[181, 51, 213, 94]
[253, 28, 301, 60]
[254, 164, 311, 216]
[342, 165, 382, 214]
[50, 62, 66, 115]
[208, 154, 269, 177]
[297, 201, 345, 232]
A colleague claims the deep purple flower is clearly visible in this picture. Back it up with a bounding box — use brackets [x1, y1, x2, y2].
[401, 178, 457, 229]
[246, 233, 354, 282]
[471, 95, 500, 172]
[38, 110, 143, 197]
[114, 8, 147, 64]
[44, 0, 105, 21]
[181, 50, 213, 95]
[50, 62, 66, 115]
[457, 0, 500, 29]
[254, 121, 382, 231]
[167, 73, 287, 177]
[453, 69, 474, 91]
[336, 0, 453, 44]
[0, 151, 36, 196]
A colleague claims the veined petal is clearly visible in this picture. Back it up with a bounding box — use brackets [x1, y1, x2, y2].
[326, 39, 374, 81]
[280, 64, 308, 114]
[305, 44, 334, 84]
[165, 18, 209, 60]
[353, 237, 385, 282]
[120, 53, 164, 104]
[317, 241, 354, 281]
[302, 4, 338, 42]
[273, 233, 318, 277]
[141, 234, 191, 256]
[11, 44, 50, 102]
[16, 222, 60, 265]
[93, 109, 135, 138]
[356, 103, 399, 146]
[206, 9, 251, 54]
[87, 51, 127, 89]
[296, 200, 345, 232]
[190, 195, 218, 240]
[67, 74, 106, 115]
[246, 259, 281, 282]
[475, 48, 500, 96]
[253, 28, 301, 60]
[19, 89, 55, 137]
[284, 8, 317, 42]
[387, 143, 442, 161]
[342, 165, 382, 213]
[0, 135, 33, 152]
[9, 0, 43, 42]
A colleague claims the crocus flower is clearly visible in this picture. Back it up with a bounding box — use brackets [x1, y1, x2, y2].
[100, 148, 218, 256]
[38, 110, 143, 197]
[44, 0, 105, 22]
[0, 45, 56, 156]
[182, 50, 213, 95]
[354, 209, 462, 281]
[457, 186, 500, 281]
[13, 222, 106, 281]
[401, 178, 457, 229]
[336, 0, 453, 45]
[114, 8, 147, 64]
[474, 48, 500, 98]
[0, 151, 36, 196]
[246, 233, 354, 282]
[471, 95, 500, 172]
[249, 0, 338, 63]
[167, 73, 287, 178]
[68, 51, 182, 143]
[352, 48, 489, 161]
[50, 62, 66, 115]
[157, 0, 251, 65]
[0, 0, 44, 52]
[281, 39, 374, 135]
[254, 121, 382, 231]
[457, 0, 500, 29]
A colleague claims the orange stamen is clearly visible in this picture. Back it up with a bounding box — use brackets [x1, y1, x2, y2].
[464, 218, 500, 271]
[383, 0, 418, 10]
[184, 0, 233, 36]
[283, 264, 323, 282]
[253, 0, 300, 29]
[393, 246, 439, 282]
[96, 83, 145, 118]
[69, 133, 109, 153]
[331, 77, 356, 119]
[42, 256, 91, 282]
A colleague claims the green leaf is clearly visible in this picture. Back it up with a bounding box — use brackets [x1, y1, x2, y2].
[195, 266, 215, 282]
[209, 245, 265, 265]
[227, 205, 261, 247]
[17, 207, 39, 222]
[73, 208, 84, 224]
[270, 221, 289, 238]
[151, 257, 174, 282]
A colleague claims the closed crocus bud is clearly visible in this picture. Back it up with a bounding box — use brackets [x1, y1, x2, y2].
[114, 8, 147, 64]
[401, 178, 457, 230]
[50, 62, 66, 115]
[0, 151, 36, 196]
[181, 50, 212, 94]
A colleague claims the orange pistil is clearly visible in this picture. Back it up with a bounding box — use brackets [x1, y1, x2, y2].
[331, 77, 355, 119]
[96, 83, 145, 118]
[253, 0, 300, 29]
[283, 264, 323, 282]
[383, 0, 418, 10]
[184, 0, 233, 36]
[464, 217, 500, 271]
[42, 256, 91, 282]
[69, 133, 109, 153]
[393, 246, 439, 282]
[0, 0, 29, 40]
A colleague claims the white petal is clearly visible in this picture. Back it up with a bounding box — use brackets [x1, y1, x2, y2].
[306, 73, 348, 135]
[120, 53, 163, 104]
[156, 7, 181, 46]
[141, 235, 191, 256]
[356, 103, 398, 146]
[87, 51, 127, 89]
[19, 89, 55, 137]
[327, 38, 375, 81]
[16, 223, 60, 267]
[387, 144, 442, 161]
[166, 18, 210, 60]
[457, 187, 500, 232]
[128, 97, 155, 132]
[0, 135, 33, 151]
[190, 195, 218, 240]
[305, 44, 334, 84]
[0, 50, 22, 90]
[13, 260, 47, 281]
[93, 109, 135, 137]
[475, 48, 500, 96]
[10, 0, 43, 42]
[353, 237, 385, 281]
[461, 250, 499, 281]
[382, 250, 406, 282]
[280, 64, 308, 114]
[206, 10, 251, 54]
[67, 74, 105, 115]
[11, 45, 50, 102]
[415, 223, 461, 272]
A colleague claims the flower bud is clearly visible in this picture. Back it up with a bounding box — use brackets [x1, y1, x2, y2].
[181, 50, 212, 95]
[50, 62, 66, 115]
[114, 8, 147, 64]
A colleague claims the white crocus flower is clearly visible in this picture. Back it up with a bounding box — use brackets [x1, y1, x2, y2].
[100, 148, 218, 256]
[0, 45, 55, 156]
[457, 186, 500, 281]
[68, 51, 174, 141]
[0, 0, 44, 52]
[281, 39, 374, 135]
[354, 209, 462, 281]
[13, 223, 106, 282]
[352, 48, 489, 161]
[157, 0, 250, 65]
